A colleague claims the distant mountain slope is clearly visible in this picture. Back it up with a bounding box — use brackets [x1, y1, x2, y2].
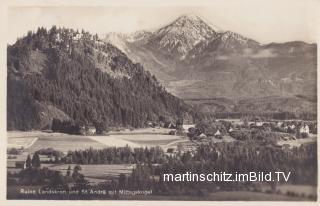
[185, 95, 317, 119]
[104, 14, 317, 100]
[7, 26, 196, 130]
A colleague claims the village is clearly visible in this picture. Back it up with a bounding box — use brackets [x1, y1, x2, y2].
[8, 117, 317, 169]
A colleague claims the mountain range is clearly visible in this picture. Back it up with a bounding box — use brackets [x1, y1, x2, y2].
[104, 14, 317, 100]
[7, 14, 317, 131]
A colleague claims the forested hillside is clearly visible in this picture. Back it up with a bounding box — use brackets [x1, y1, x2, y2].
[7, 26, 196, 131]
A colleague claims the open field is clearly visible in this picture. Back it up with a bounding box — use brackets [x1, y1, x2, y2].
[108, 127, 173, 135]
[7, 137, 38, 149]
[7, 130, 317, 200]
[42, 163, 134, 184]
[277, 184, 317, 197]
[8, 131, 66, 138]
[25, 135, 107, 153]
[89, 133, 186, 150]
[8, 131, 108, 152]
[7, 130, 191, 174]
[8, 128, 186, 151]
[259, 183, 317, 199]
[277, 134, 317, 148]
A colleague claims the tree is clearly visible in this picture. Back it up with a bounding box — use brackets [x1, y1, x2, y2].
[118, 173, 127, 189]
[25, 154, 32, 168]
[31, 152, 41, 168]
[72, 165, 82, 180]
[49, 25, 58, 43]
[66, 165, 71, 176]
[176, 117, 184, 128]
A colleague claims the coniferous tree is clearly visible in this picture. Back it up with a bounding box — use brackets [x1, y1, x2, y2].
[31, 152, 41, 168]
[66, 165, 71, 176]
[25, 154, 32, 168]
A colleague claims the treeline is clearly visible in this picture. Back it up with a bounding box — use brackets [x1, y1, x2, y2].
[8, 141, 317, 199]
[58, 146, 167, 165]
[46, 141, 317, 187]
[117, 142, 317, 196]
[213, 112, 316, 121]
[8, 166, 89, 192]
[7, 26, 199, 130]
[73, 141, 317, 196]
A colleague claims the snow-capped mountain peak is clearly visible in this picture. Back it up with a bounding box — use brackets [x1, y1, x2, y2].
[104, 14, 259, 59]
[146, 14, 218, 58]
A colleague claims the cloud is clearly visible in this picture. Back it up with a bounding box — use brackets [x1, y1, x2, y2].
[244, 48, 277, 58]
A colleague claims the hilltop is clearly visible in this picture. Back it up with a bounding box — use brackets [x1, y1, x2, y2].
[7, 26, 197, 131]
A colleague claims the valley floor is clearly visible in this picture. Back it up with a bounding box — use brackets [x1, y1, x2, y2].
[6, 128, 318, 201]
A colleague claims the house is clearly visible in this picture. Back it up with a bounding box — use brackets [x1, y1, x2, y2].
[216, 150, 221, 157]
[86, 126, 96, 135]
[15, 161, 26, 169]
[299, 124, 310, 134]
[79, 125, 86, 135]
[277, 122, 283, 127]
[55, 33, 62, 43]
[183, 125, 195, 131]
[289, 124, 296, 130]
[164, 122, 175, 129]
[199, 133, 207, 138]
[73, 33, 82, 41]
[146, 121, 157, 128]
[214, 130, 221, 137]
[79, 125, 96, 135]
[255, 121, 263, 127]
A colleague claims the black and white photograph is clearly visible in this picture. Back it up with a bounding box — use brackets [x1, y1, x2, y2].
[3, 0, 319, 202]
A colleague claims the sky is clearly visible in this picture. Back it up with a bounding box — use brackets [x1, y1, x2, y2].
[7, 0, 319, 44]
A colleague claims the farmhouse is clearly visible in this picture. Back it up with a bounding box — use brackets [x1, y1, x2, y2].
[255, 121, 263, 127]
[277, 122, 283, 127]
[299, 124, 310, 134]
[146, 121, 157, 128]
[87, 126, 96, 135]
[183, 125, 195, 131]
[73, 33, 82, 41]
[289, 124, 296, 130]
[79, 125, 97, 135]
[164, 122, 176, 129]
[199, 133, 207, 138]
[214, 130, 221, 137]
